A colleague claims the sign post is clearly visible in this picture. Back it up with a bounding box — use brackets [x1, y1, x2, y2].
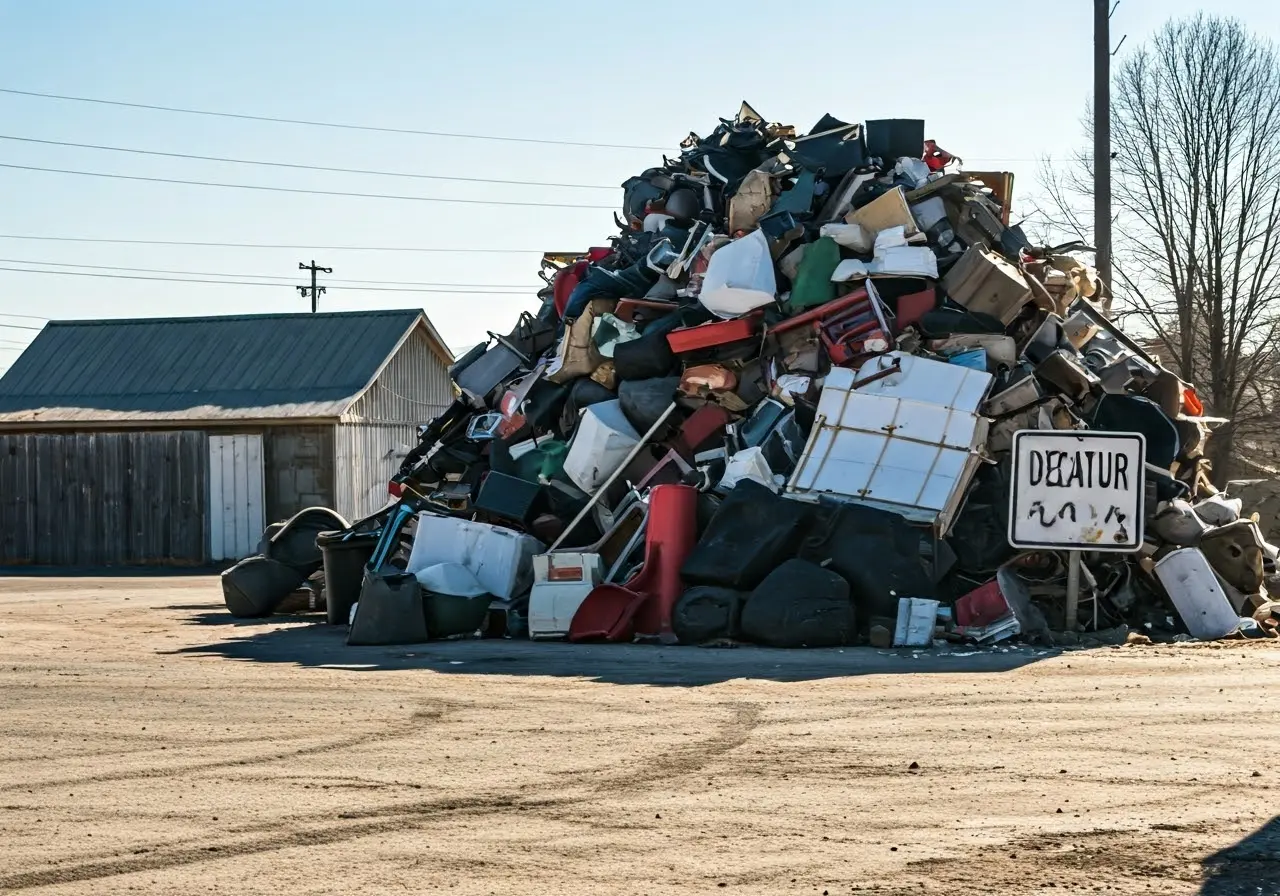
[1009, 431, 1146, 631]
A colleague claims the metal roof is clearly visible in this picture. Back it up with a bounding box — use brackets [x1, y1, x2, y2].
[0, 309, 451, 427]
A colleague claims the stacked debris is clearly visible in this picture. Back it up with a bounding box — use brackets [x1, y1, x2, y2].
[232, 104, 1280, 648]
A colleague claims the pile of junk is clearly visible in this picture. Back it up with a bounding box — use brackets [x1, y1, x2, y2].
[222, 103, 1280, 649]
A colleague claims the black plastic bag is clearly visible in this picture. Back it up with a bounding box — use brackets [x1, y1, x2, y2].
[614, 328, 677, 381]
[673, 586, 748, 644]
[259, 506, 348, 574]
[740, 559, 855, 648]
[798, 501, 934, 624]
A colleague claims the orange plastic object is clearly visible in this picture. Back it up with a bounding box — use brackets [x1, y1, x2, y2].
[1183, 387, 1204, 417]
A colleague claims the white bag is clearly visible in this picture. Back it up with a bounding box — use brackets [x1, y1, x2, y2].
[719, 447, 779, 492]
[818, 222, 872, 252]
[414, 562, 488, 597]
[699, 229, 777, 319]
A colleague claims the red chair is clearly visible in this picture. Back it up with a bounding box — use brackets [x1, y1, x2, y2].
[568, 484, 698, 643]
[552, 261, 588, 319]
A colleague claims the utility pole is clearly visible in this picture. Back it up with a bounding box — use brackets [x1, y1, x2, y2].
[1094, 0, 1113, 308]
[297, 260, 331, 313]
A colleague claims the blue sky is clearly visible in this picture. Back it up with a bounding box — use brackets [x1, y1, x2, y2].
[1, 0, 1277, 373]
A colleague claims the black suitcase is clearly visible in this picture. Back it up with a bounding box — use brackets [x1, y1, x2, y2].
[680, 480, 812, 591]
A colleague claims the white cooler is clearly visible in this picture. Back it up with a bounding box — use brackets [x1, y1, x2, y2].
[528, 553, 604, 640]
[406, 515, 544, 600]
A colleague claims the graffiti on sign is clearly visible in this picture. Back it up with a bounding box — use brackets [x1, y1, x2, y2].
[1009, 431, 1145, 552]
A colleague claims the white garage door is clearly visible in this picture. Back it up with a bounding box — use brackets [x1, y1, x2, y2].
[208, 434, 265, 562]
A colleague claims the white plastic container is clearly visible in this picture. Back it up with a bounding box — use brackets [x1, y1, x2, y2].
[406, 515, 544, 600]
[699, 229, 777, 319]
[1153, 548, 1240, 641]
[563, 400, 642, 494]
[528, 553, 605, 640]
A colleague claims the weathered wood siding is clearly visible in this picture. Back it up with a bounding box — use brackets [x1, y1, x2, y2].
[335, 326, 454, 519]
[333, 423, 416, 520]
[344, 327, 454, 426]
[0, 431, 208, 566]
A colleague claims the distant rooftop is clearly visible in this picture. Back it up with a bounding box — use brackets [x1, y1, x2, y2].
[0, 309, 450, 426]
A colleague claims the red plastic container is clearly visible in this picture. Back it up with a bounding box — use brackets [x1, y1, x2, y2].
[666, 315, 762, 354]
[568, 484, 698, 643]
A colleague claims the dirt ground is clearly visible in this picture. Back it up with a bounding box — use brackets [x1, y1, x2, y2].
[1, 576, 1278, 896]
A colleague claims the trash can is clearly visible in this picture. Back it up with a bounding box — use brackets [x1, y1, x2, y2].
[317, 530, 379, 625]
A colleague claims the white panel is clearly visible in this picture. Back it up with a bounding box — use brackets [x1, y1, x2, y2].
[246, 435, 265, 549]
[208, 434, 265, 561]
[220, 437, 236, 559]
[233, 435, 248, 555]
[208, 437, 225, 561]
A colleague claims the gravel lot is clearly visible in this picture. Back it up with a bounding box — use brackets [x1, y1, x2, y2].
[1, 575, 1277, 895]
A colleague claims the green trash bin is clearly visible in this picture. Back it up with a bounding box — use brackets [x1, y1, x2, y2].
[317, 530, 379, 625]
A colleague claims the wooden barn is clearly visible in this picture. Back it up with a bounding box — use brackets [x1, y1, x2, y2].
[0, 309, 455, 567]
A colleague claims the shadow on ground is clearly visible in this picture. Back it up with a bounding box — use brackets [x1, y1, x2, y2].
[165, 608, 1060, 686]
[1200, 816, 1280, 895]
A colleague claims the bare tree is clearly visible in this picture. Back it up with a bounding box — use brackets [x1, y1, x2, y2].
[1034, 15, 1280, 482]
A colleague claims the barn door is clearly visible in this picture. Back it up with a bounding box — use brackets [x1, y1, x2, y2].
[208, 434, 266, 562]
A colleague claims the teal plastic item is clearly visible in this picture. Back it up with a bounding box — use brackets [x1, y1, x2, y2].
[948, 348, 988, 371]
[513, 439, 569, 483]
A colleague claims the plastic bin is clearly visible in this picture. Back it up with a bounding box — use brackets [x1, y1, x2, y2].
[317, 530, 380, 625]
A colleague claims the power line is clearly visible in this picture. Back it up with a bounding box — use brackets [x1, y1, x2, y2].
[0, 87, 670, 151]
[0, 337, 32, 346]
[0, 234, 551, 254]
[0, 134, 619, 190]
[0, 257, 538, 289]
[0, 265, 536, 294]
[0, 311, 48, 320]
[0, 321, 43, 331]
[0, 163, 617, 210]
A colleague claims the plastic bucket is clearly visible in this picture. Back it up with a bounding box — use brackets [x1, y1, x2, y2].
[317, 530, 380, 625]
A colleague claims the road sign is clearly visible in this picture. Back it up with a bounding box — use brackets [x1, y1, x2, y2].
[1008, 430, 1146, 552]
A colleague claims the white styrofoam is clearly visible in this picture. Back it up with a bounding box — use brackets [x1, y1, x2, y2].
[528, 553, 605, 640]
[786, 353, 991, 532]
[563, 400, 642, 494]
[1153, 548, 1241, 641]
[406, 515, 544, 600]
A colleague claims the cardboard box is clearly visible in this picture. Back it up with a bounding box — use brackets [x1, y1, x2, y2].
[942, 246, 1032, 324]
